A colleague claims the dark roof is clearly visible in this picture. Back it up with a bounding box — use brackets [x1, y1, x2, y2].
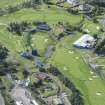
[29, 29, 38, 34]
[37, 24, 51, 31]
[35, 59, 44, 68]
[20, 51, 30, 58]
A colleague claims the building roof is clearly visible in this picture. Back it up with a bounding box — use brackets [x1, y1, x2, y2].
[16, 101, 23, 105]
[53, 96, 64, 105]
[35, 59, 44, 68]
[73, 34, 95, 48]
[67, 0, 80, 6]
[11, 87, 39, 105]
[93, 0, 105, 3]
[31, 100, 39, 105]
[37, 24, 51, 31]
[35, 72, 50, 80]
[20, 51, 30, 58]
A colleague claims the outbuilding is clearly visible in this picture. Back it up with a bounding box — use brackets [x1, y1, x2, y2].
[73, 34, 95, 49]
[32, 49, 38, 56]
[37, 24, 51, 31]
[67, 0, 80, 6]
[35, 59, 44, 68]
[20, 51, 30, 58]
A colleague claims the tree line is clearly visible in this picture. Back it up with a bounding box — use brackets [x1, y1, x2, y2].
[41, 65, 85, 105]
[0, 0, 54, 16]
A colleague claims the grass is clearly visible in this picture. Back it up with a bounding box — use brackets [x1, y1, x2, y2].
[0, 0, 30, 8]
[0, 4, 105, 105]
[83, 20, 101, 35]
[48, 35, 105, 105]
[0, 7, 83, 24]
[31, 32, 52, 55]
[0, 6, 82, 92]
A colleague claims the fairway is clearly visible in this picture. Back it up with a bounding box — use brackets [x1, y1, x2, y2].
[48, 36, 105, 105]
[0, 2, 105, 105]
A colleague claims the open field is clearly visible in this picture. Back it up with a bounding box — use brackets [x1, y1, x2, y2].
[0, 3, 105, 105]
[48, 35, 105, 105]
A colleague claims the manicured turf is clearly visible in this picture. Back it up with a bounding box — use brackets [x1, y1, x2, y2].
[0, 0, 30, 8]
[31, 32, 52, 54]
[48, 35, 105, 105]
[0, 7, 82, 56]
[83, 20, 101, 35]
[0, 5, 105, 105]
[0, 8, 82, 24]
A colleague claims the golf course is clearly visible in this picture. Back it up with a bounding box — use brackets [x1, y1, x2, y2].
[0, 0, 105, 105]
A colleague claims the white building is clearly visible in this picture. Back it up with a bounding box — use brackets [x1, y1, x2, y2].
[67, 0, 80, 6]
[73, 34, 95, 49]
[31, 100, 39, 105]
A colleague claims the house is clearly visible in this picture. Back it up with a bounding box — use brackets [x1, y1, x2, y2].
[52, 96, 64, 105]
[67, 0, 80, 6]
[35, 72, 50, 80]
[79, 4, 94, 13]
[20, 51, 33, 60]
[31, 100, 39, 105]
[35, 59, 44, 68]
[20, 51, 30, 58]
[37, 23, 51, 31]
[93, 0, 105, 4]
[73, 34, 95, 49]
[29, 29, 38, 34]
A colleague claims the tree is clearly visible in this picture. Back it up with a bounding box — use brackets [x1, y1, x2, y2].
[23, 69, 30, 78]
[31, 0, 42, 8]
[0, 44, 9, 62]
[7, 21, 30, 36]
[94, 38, 105, 55]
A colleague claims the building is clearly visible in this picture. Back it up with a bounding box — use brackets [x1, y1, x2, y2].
[20, 51, 30, 58]
[10, 86, 39, 105]
[79, 4, 94, 13]
[31, 100, 39, 105]
[93, 0, 105, 3]
[93, 0, 105, 6]
[67, 0, 80, 6]
[73, 34, 95, 49]
[35, 59, 44, 68]
[37, 24, 51, 31]
[52, 96, 64, 105]
[35, 72, 50, 80]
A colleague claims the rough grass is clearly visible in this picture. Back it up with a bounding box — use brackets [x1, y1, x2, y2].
[0, 5, 105, 105]
[0, 0, 30, 8]
[48, 34, 105, 105]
